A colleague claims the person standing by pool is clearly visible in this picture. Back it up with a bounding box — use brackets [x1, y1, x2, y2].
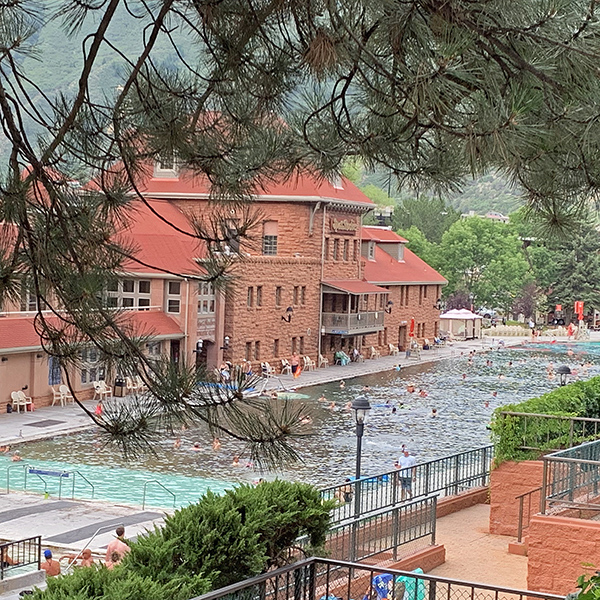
[290, 352, 300, 376]
[105, 526, 130, 568]
[395, 448, 417, 500]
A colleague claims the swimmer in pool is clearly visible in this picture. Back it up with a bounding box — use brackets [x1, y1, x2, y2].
[462, 373, 467, 380]
[339, 380, 346, 389]
[491, 391, 497, 398]
[391, 407, 397, 414]
[318, 393, 327, 402]
[329, 402, 337, 411]
[394, 365, 401, 372]
[190, 442, 201, 451]
[232, 455, 241, 466]
[430, 408, 438, 418]
[419, 389, 428, 398]
[173, 437, 181, 450]
[300, 415, 313, 425]
[484, 400, 490, 408]
[212, 438, 221, 450]
[406, 384, 415, 393]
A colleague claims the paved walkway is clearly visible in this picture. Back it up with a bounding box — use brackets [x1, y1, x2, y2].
[430, 503, 527, 589]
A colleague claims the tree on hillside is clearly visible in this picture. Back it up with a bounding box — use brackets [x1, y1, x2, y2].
[5, 0, 600, 453]
[393, 196, 460, 243]
[436, 218, 531, 312]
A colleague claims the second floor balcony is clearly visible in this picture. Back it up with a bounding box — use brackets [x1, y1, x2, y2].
[321, 310, 384, 335]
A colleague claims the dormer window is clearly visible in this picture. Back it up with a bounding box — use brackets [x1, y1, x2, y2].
[368, 241, 375, 260]
[331, 175, 344, 190]
[154, 153, 179, 178]
[398, 244, 405, 261]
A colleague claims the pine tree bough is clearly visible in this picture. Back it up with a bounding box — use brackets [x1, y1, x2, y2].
[1, 0, 600, 458]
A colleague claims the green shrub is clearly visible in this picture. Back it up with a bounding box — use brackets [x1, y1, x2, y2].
[34, 480, 335, 599]
[490, 375, 600, 464]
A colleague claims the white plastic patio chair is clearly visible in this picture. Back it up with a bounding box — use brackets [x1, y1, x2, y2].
[58, 385, 74, 404]
[93, 381, 112, 400]
[16, 390, 33, 411]
[280, 359, 292, 375]
[51, 386, 64, 407]
[388, 344, 399, 356]
[318, 354, 329, 368]
[370, 347, 381, 359]
[10, 391, 24, 413]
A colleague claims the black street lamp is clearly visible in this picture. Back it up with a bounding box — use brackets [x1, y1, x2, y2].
[557, 365, 571, 386]
[351, 395, 371, 518]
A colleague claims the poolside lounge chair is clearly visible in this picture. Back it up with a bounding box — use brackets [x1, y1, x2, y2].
[93, 380, 112, 401]
[388, 344, 399, 356]
[303, 356, 316, 371]
[281, 359, 292, 375]
[261, 362, 275, 377]
[318, 354, 329, 368]
[58, 385, 74, 404]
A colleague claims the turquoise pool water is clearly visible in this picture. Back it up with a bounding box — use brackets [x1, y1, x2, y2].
[4, 340, 600, 507]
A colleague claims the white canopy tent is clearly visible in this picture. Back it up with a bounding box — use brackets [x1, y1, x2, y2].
[439, 309, 483, 339]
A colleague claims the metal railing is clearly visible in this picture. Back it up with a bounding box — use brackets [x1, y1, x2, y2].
[63, 523, 123, 574]
[322, 445, 491, 524]
[498, 411, 600, 453]
[516, 487, 541, 543]
[7, 465, 95, 499]
[321, 312, 384, 334]
[142, 479, 177, 509]
[297, 497, 436, 564]
[0, 536, 41, 581]
[189, 557, 563, 600]
[541, 438, 600, 515]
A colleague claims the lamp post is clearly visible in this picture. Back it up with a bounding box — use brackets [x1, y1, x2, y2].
[351, 395, 371, 519]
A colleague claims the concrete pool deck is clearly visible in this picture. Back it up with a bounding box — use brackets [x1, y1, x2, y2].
[0, 335, 533, 448]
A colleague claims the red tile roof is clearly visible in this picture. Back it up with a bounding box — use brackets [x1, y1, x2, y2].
[0, 311, 183, 353]
[140, 169, 374, 206]
[363, 246, 447, 285]
[361, 227, 408, 243]
[322, 280, 389, 294]
[117, 200, 205, 275]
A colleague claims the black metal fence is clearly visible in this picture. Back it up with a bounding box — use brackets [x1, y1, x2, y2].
[542, 438, 600, 514]
[0, 536, 41, 580]
[189, 557, 563, 600]
[322, 446, 491, 524]
[297, 497, 436, 563]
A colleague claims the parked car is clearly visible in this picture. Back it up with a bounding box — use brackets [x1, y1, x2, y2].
[477, 307, 498, 320]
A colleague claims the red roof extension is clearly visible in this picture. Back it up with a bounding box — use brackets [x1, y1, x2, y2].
[323, 280, 389, 294]
[0, 311, 183, 353]
[141, 170, 373, 206]
[361, 227, 408, 243]
[118, 200, 204, 275]
[363, 246, 447, 285]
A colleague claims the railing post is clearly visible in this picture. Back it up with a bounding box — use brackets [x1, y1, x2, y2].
[392, 471, 398, 506]
[481, 446, 488, 486]
[453, 454, 460, 495]
[517, 495, 524, 543]
[540, 459, 548, 514]
[424, 463, 430, 496]
[568, 460, 575, 502]
[392, 506, 399, 561]
[431, 497, 437, 545]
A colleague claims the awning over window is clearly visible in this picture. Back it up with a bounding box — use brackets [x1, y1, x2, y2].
[322, 280, 389, 294]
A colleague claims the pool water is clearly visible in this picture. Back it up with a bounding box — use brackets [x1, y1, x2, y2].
[4, 341, 600, 508]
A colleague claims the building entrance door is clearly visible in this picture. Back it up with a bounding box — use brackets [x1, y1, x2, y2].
[398, 325, 407, 351]
[170, 340, 180, 364]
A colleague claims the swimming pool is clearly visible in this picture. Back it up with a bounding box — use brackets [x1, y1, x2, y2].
[3, 341, 599, 507]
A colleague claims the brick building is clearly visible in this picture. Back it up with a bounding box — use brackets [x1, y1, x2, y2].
[0, 163, 446, 406]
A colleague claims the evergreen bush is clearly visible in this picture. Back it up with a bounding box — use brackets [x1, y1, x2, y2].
[33, 480, 334, 599]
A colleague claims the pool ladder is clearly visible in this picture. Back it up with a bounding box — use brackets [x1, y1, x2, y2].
[142, 480, 176, 509]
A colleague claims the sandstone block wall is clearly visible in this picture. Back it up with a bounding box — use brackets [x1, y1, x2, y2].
[489, 460, 544, 536]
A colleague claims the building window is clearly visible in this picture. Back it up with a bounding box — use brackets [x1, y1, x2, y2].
[273, 339, 279, 358]
[146, 341, 162, 363]
[256, 286, 263, 307]
[292, 337, 297, 354]
[384, 327, 388, 345]
[299, 336, 305, 354]
[254, 341, 260, 361]
[343, 239, 349, 261]
[378, 331, 383, 346]
[419, 286, 423, 306]
[275, 286, 282, 307]
[324, 238, 330, 261]
[333, 239, 339, 261]
[247, 287, 254, 307]
[80, 347, 104, 385]
[300, 286, 306, 305]
[198, 281, 216, 314]
[106, 279, 151, 309]
[423, 285, 428, 299]
[166, 281, 181, 314]
[368, 242, 375, 260]
[262, 221, 278, 255]
[48, 356, 61, 386]
[353, 240, 358, 261]
[293, 286, 299, 305]
[245, 342, 252, 361]
[405, 287, 410, 306]
[434, 321, 439, 337]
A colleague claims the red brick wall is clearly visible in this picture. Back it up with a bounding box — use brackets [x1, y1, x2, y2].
[489, 460, 544, 536]
[527, 514, 600, 595]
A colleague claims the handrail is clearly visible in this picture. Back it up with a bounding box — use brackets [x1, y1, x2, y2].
[142, 479, 176, 509]
[6, 463, 29, 494]
[72, 470, 95, 499]
[63, 523, 124, 574]
[516, 486, 541, 543]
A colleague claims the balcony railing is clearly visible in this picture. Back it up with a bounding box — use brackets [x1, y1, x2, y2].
[321, 312, 384, 335]
[190, 557, 563, 600]
[0, 536, 41, 580]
